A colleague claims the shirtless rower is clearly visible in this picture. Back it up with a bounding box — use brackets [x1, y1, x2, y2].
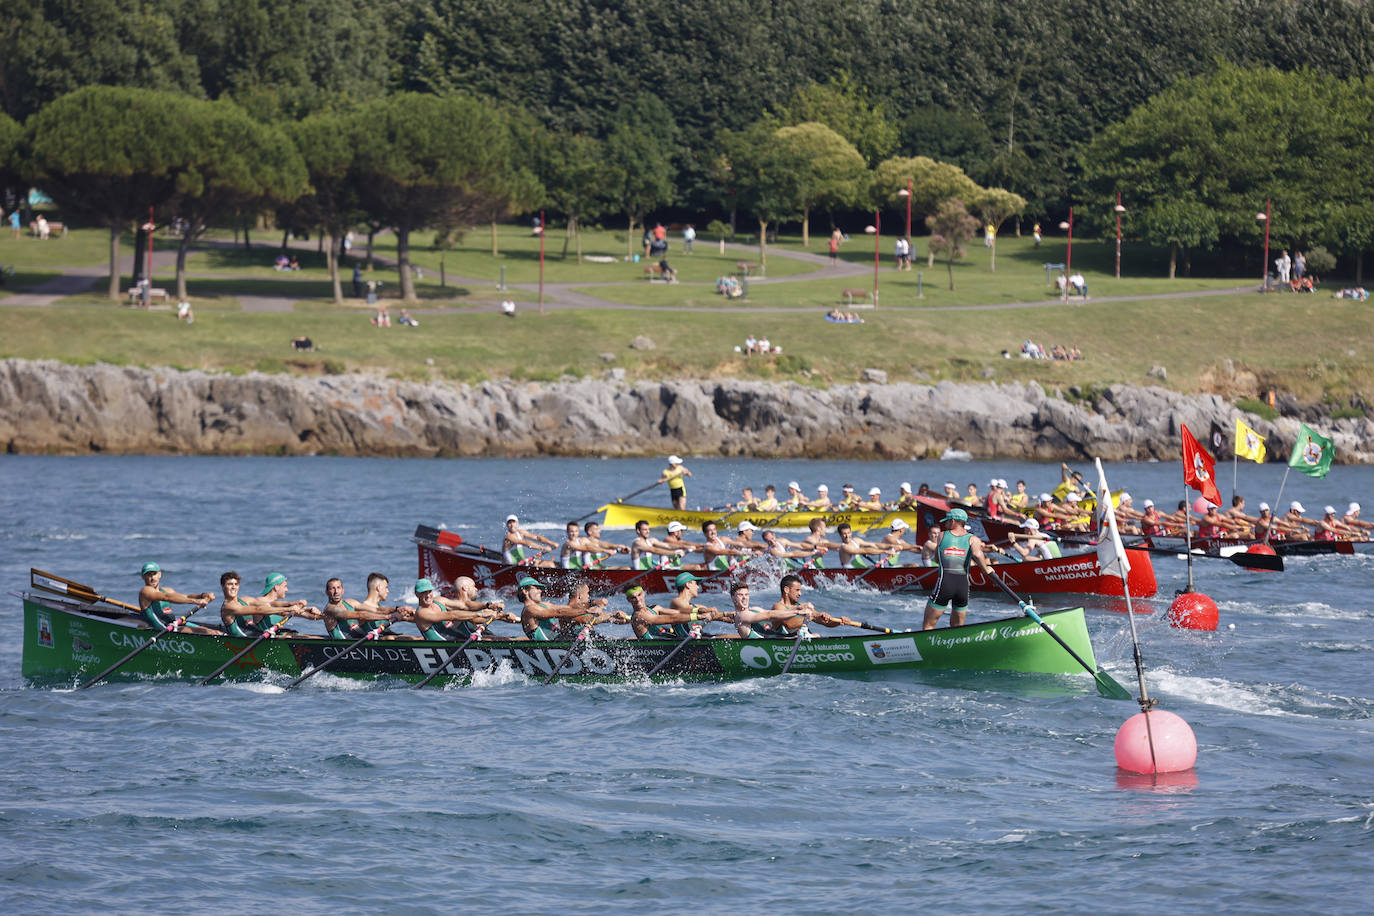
[137, 561, 216, 633]
[412, 577, 516, 642]
[518, 575, 618, 640]
[921, 508, 996, 629]
[630, 519, 687, 569]
[503, 514, 556, 566]
[657, 455, 693, 510]
[626, 581, 725, 639]
[835, 522, 896, 569]
[219, 571, 319, 637]
[321, 574, 412, 639]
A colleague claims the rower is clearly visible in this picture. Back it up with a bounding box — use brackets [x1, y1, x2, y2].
[1280, 501, 1317, 540]
[838, 484, 861, 509]
[136, 561, 216, 633]
[1314, 506, 1350, 541]
[1342, 502, 1373, 536]
[731, 579, 809, 638]
[412, 578, 516, 641]
[921, 508, 996, 629]
[1007, 479, 1031, 514]
[942, 481, 960, 503]
[963, 483, 983, 508]
[321, 575, 409, 639]
[878, 518, 915, 554]
[579, 521, 629, 568]
[769, 574, 853, 634]
[662, 520, 703, 569]
[895, 482, 919, 510]
[783, 481, 810, 510]
[701, 520, 756, 571]
[835, 522, 895, 568]
[518, 575, 616, 640]
[760, 528, 825, 569]
[732, 486, 758, 510]
[1005, 517, 1057, 560]
[857, 486, 886, 511]
[1114, 492, 1144, 534]
[503, 514, 556, 566]
[809, 483, 833, 510]
[626, 581, 725, 639]
[1052, 462, 1086, 501]
[983, 479, 1004, 518]
[1140, 498, 1169, 537]
[1254, 503, 1278, 541]
[754, 485, 780, 511]
[630, 520, 686, 569]
[656, 455, 693, 510]
[667, 572, 725, 629]
[219, 571, 318, 637]
[730, 520, 762, 552]
[798, 518, 842, 558]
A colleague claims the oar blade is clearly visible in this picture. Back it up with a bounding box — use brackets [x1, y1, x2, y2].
[1093, 669, 1134, 701]
[1227, 551, 1284, 572]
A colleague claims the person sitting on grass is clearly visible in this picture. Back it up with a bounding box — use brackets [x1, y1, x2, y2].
[658, 258, 677, 283]
[274, 254, 290, 270]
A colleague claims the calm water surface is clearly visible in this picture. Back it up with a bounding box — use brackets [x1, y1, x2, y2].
[2, 456, 1372, 913]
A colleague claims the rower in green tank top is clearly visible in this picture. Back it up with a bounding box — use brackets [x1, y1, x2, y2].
[518, 576, 622, 641]
[412, 577, 517, 641]
[320, 575, 410, 639]
[218, 570, 320, 637]
[136, 561, 216, 633]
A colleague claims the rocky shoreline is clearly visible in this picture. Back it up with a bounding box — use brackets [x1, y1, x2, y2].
[2, 358, 1372, 463]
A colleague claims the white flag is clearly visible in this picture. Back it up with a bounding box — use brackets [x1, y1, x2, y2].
[1094, 458, 1131, 580]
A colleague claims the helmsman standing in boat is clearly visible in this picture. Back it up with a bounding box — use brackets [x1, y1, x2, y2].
[921, 508, 996, 629]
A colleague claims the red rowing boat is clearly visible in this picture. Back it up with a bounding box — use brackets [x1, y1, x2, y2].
[413, 526, 1157, 598]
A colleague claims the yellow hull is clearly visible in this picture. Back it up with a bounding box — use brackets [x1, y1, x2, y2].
[599, 502, 929, 531]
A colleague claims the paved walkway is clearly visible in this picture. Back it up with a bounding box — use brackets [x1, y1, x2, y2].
[1, 233, 1258, 314]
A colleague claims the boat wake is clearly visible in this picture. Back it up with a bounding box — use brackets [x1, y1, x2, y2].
[1149, 666, 1374, 719]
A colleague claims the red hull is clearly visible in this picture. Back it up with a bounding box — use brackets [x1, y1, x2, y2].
[414, 532, 1157, 598]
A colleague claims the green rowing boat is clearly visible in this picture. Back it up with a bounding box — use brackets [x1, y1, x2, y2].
[21, 591, 1104, 688]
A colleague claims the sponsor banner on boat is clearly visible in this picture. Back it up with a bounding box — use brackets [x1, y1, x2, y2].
[108, 630, 197, 656]
[864, 637, 921, 665]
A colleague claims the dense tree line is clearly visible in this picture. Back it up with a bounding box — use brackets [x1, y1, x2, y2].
[3, 0, 1373, 285]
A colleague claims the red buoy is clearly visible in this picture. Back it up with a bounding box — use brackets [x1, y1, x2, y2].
[1169, 591, 1219, 630]
[1247, 543, 1276, 555]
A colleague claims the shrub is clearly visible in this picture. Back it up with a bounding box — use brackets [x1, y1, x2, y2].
[1305, 246, 1336, 275]
[1236, 398, 1278, 421]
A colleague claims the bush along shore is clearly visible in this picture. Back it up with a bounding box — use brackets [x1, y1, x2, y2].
[2, 359, 1372, 462]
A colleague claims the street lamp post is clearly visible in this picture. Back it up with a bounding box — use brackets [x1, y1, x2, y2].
[872, 211, 880, 307]
[141, 206, 154, 308]
[1257, 199, 1271, 290]
[1114, 191, 1126, 279]
[1058, 208, 1073, 301]
[900, 180, 912, 239]
[538, 208, 545, 314]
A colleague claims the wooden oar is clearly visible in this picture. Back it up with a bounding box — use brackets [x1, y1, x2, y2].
[286, 620, 394, 689]
[543, 623, 594, 685]
[197, 613, 296, 685]
[574, 481, 660, 525]
[645, 624, 703, 677]
[989, 573, 1132, 701]
[412, 525, 502, 560]
[79, 606, 206, 689]
[413, 621, 491, 689]
[31, 569, 140, 613]
[1130, 540, 1283, 572]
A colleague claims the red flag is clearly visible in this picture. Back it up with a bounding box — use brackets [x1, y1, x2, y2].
[1181, 423, 1223, 506]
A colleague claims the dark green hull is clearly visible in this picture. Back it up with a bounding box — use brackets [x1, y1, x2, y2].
[22, 594, 1100, 687]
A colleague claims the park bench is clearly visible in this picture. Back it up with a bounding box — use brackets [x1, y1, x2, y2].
[736, 261, 763, 277]
[643, 263, 666, 280]
[30, 221, 67, 237]
[841, 288, 871, 305]
[127, 286, 170, 304]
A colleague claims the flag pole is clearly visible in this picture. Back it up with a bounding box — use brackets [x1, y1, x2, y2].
[1183, 483, 1195, 592]
[1263, 466, 1292, 546]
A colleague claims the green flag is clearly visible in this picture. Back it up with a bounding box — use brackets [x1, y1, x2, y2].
[1288, 423, 1334, 478]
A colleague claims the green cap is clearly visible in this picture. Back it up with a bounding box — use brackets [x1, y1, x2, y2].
[517, 575, 543, 590]
[415, 578, 435, 594]
[624, 584, 645, 596]
[674, 571, 699, 589]
[139, 561, 161, 576]
[942, 508, 969, 523]
[261, 572, 287, 595]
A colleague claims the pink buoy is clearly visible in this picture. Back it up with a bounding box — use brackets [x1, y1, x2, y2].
[1169, 591, 1218, 630]
[1114, 710, 1198, 774]
[1247, 543, 1276, 555]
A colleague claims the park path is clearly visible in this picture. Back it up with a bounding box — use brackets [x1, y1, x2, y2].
[1, 232, 1257, 313]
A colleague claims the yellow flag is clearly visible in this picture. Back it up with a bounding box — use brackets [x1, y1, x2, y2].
[1235, 417, 1267, 463]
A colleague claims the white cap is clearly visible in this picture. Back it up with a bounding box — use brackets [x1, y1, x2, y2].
[989, 478, 999, 488]
[944, 482, 957, 490]
[900, 482, 912, 492]
[738, 521, 756, 531]
[1066, 493, 1080, 502]
[1324, 505, 1336, 515]
[998, 479, 1009, 488]
[1144, 498, 1155, 507]
[1040, 493, 1054, 502]
[868, 487, 881, 496]
[1022, 517, 1040, 529]
[817, 484, 829, 492]
[1290, 501, 1306, 513]
[667, 455, 683, 465]
[1201, 499, 1218, 510]
[1348, 502, 1361, 515]
[891, 519, 909, 530]
[505, 514, 519, 523]
[667, 520, 686, 532]
[842, 484, 854, 492]
[1120, 492, 1132, 502]
[1258, 502, 1270, 511]
[788, 481, 801, 491]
